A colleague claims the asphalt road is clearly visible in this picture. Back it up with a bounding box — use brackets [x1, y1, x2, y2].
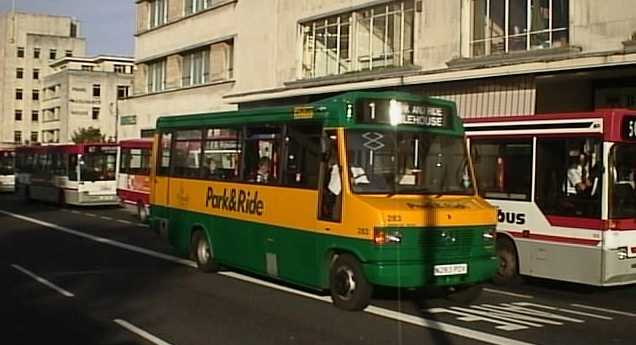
[1, 192, 635, 345]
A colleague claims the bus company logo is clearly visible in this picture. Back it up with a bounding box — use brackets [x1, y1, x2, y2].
[497, 209, 526, 225]
[205, 187, 264, 216]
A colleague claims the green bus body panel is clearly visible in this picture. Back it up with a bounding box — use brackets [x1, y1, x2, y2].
[151, 205, 497, 290]
[155, 91, 464, 135]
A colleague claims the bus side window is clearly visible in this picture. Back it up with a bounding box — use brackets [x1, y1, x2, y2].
[242, 125, 281, 184]
[203, 128, 241, 181]
[283, 123, 322, 188]
[172, 129, 204, 178]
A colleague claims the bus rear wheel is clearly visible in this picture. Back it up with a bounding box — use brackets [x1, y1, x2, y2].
[192, 231, 218, 273]
[494, 237, 520, 285]
[329, 254, 372, 311]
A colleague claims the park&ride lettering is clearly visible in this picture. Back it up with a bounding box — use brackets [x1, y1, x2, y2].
[205, 187, 264, 216]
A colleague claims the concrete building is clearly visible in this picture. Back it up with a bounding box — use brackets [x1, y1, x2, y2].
[0, 11, 86, 145]
[119, 0, 636, 139]
[40, 56, 134, 143]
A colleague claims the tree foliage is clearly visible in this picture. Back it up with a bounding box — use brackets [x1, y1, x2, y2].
[71, 127, 105, 144]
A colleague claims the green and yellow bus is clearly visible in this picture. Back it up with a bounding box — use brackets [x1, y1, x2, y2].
[149, 91, 497, 310]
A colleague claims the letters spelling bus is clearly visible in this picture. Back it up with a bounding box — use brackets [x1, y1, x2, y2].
[205, 187, 264, 216]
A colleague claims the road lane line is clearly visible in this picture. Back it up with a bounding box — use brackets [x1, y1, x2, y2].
[2, 210, 534, 345]
[100, 216, 113, 221]
[512, 302, 612, 320]
[570, 304, 636, 317]
[114, 319, 173, 345]
[11, 264, 74, 297]
[117, 219, 133, 225]
[137, 223, 149, 228]
[84, 212, 97, 217]
[70, 210, 81, 214]
[483, 288, 533, 299]
[0, 210, 196, 268]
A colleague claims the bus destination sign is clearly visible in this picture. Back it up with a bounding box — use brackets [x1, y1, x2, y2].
[621, 115, 636, 141]
[356, 99, 450, 128]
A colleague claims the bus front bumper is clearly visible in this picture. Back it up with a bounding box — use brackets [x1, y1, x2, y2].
[363, 256, 498, 288]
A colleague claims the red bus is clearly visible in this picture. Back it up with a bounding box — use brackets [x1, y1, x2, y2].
[117, 139, 152, 221]
[465, 109, 636, 286]
[16, 143, 119, 206]
[0, 149, 15, 192]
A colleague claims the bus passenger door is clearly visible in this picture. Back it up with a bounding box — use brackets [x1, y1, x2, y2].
[318, 130, 343, 223]
[152, 132, 172, 236]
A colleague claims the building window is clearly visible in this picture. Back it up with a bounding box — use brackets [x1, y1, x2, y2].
[185, 0, 215, 15]
[33, 68, 40, 80]
[117, 85, 130, 98]
[17, 47, 24, 58]
[49, 49, 57, 60]
[147, 59, 166, 92]
[16, 88, 23, 100]
[65, 50, 73, 57]
[16, 68, 23, 79]
[114, 64, 127, 73]
[92, 107, 100, 120]
[31, 132, 38, 143]
[182, 49, 210, 86]
[32, 89, 40, 101]
[32, 110, 39, 122]
[93, 84, 101, 97]
[82, 65, 95, 71]
[471, 0, 569, 57]
[301, 1, 415, 79]
[14, 131, 22, 144]
[33, 47, 40, 59]
[149, 0, 167, 28]
[15, 110, 23, 121]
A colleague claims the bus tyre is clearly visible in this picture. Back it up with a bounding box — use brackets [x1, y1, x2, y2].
[445, 284, 483, 304]
[329, 254, 372, 311]
[192, 231, 218, 273]
[494, 237, 520, 285]
[137, 201, 148, 223]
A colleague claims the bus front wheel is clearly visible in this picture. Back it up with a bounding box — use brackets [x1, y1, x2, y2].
[495, 237, 520, 285]
[329, 254, 372, 311]
[137, 201, 148, 223]
[192, 231, 218, 273]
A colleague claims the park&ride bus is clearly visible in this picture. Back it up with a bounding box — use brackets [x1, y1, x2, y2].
[0, 149, 15, 192]
[117, 138, 152, 221]
[15, 143, 119, 206]
[150, 91, 498, 310]
[465, 109, 636, 286]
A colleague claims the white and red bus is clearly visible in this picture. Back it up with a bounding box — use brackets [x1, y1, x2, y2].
[0, 149, 15, 192]
[15, 143, 119, 206]
[465, 109, 636, 286]
[117, 139, 152, 221]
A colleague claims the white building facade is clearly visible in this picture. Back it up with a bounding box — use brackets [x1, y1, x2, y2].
[119, 0, 636, 139]
[40, 56, 134, 143]
[0, 11, 86, 145]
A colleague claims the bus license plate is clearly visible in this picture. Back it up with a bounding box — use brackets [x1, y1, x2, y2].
[433, 264, 468, 276]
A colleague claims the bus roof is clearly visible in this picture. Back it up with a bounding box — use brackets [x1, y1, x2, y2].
[156, 91, 460, 132]
[119, 138, 153, 149]
[464, 108, 636, 143]
[16, 142, 118, 154]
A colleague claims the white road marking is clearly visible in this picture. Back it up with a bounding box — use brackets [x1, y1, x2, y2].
[0, 209, 537, 345]
[70, 210, 81, 214]
[117, 219, 133, 225]
[483, 288, 533, 299]
[100, 216, 113, 221]
[570, 304, 636, 317]
[513, 302, 613, 320]
[114, 319, 173, 345]
[0, 210, 196, 268]
[84, 212, 97, 217]
[11, 264, 75, 297]
[137, 223, 149, 228]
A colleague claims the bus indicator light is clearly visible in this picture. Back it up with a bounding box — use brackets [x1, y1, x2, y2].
[293, 106, 314, 119]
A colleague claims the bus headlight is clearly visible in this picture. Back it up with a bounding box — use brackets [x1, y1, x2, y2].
[617, 247, 628, 260]
[373, 229, 402, 245]
[482, 227, 496, 241]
